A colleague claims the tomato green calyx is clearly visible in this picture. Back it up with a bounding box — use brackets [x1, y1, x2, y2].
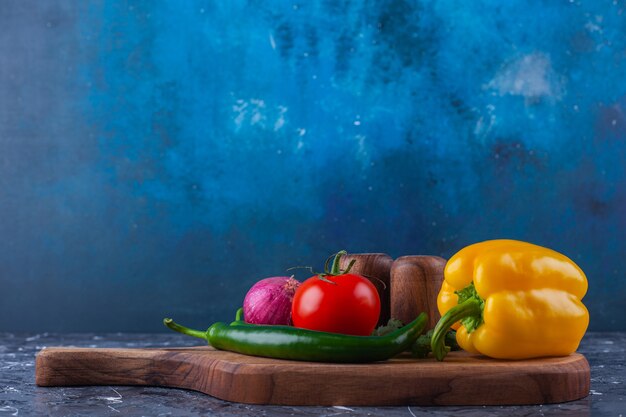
[286, 251, 356, 285]
[315, 250, 356, 284]
[329, 250, 355, 275]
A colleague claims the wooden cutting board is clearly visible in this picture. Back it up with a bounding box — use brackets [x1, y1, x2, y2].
[34, 255, 591, 406]
[36, 346, 590, 406]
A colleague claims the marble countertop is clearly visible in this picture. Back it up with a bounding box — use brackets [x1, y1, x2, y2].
[0, 332, 623, 416]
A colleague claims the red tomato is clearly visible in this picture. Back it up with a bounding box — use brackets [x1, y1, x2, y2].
[291, 273, 381, 336]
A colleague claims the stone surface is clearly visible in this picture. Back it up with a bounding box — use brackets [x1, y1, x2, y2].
[0, 332, 623, 416]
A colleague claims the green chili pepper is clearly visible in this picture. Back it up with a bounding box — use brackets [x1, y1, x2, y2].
[163, 312, 427, 363]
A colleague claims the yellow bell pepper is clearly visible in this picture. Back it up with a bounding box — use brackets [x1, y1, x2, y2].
[431, 239, 589, 360]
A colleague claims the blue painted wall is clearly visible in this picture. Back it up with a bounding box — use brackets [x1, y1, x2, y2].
[1, 0, 624, 332]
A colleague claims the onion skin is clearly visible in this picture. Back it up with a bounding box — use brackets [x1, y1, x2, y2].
[243, 276, 301, 325]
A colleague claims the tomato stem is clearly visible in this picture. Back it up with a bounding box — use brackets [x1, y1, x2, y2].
[290, 251, 357, 284]
[315, 250, 356, 284]
[330, 250, 348, 275]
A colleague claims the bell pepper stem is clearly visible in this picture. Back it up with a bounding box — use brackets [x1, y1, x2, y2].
[163, 318, 207, 340]
[431, 298, 482, 361]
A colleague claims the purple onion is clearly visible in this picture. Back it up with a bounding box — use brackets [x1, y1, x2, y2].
[242, 276, 301, 325]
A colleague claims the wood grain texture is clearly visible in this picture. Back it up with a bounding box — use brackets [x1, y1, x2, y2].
[339, 253, 393, 325]
[390, 256, 446, 329]
[36, 347, 590, 406]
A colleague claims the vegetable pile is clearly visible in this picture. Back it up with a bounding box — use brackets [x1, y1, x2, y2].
[164, 250, 426, 363]
[164, 240, 589, 363]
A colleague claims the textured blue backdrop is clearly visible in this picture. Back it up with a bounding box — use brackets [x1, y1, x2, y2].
[0, 0, 624, 332]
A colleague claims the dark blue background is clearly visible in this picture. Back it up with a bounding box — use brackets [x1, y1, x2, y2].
[1, 0, 623, 332]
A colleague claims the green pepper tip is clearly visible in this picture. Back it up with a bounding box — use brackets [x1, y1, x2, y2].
[163, 317, 207, 340]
